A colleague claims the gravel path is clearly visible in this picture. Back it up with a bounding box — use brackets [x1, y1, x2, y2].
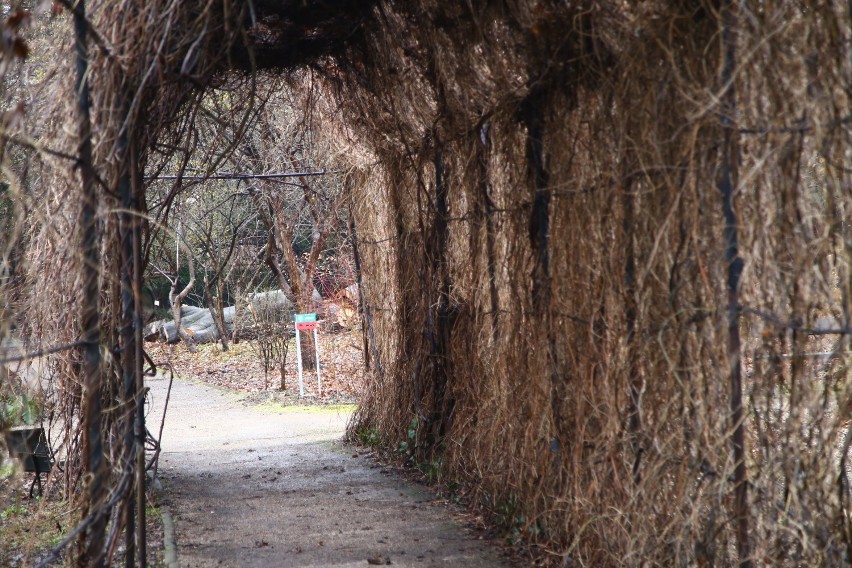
[146, 374, 515, 567]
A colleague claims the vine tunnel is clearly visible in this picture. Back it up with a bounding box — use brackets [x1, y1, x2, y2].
[3, 1, 851, 565]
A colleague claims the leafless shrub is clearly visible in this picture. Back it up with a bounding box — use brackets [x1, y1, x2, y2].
[247, 296, 293, 392]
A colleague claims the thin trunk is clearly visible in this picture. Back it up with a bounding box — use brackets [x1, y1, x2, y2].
[215, 278, 229, 350]
[289, 155, 341, 298]
[117, 95, 136, 568]
[249, 189, 293, 295]
[426, 141, 455, 444]
[287, 161, 346, 371]
[270, 195, 302, 298]
[131, 147, 146, 568]
[349, 213, 370, 371]
[74, 2, 106, 565]
[231, 283, 242, 343]
[250, 189, 318, 369]
[203, 274, 229, 350]
[169, 252, 196, 350]
[521, 92, 564, 466]
[720, 3, 751, 565]
[623, 177, 643, 484]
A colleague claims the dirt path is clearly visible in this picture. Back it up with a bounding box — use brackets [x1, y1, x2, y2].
[146, 374, 515, 567]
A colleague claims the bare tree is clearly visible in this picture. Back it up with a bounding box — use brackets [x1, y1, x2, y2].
[154, 201, 198, 350]
[181, 187, 257, 350]
[237, 85, 348, 368]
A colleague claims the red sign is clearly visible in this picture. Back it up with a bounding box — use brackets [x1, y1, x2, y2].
[295, 321, 318, 331]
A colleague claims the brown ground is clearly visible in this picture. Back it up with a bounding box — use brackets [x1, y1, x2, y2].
[146, 372, 517, 567]
[146, 330, 365, 402]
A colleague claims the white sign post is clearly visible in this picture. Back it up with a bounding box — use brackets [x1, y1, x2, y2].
[294, 313, 321, 397]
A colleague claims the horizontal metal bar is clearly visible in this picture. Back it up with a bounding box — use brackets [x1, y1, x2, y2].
[749, 351, 852, 360]
[144, 170, 335, 181]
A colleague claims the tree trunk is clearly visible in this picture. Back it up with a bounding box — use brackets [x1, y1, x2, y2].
[169, 254, 196, 351]
[231, 284, 242, 343]
[296, 296, 317, 371]
[73, 3, 107, 565]
[203, 275, 229, 350]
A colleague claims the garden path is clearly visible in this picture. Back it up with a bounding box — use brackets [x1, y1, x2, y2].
[146, 374, 515, 567]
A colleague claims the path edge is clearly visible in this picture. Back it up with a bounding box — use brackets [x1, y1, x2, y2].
[161, 506, 179, 568]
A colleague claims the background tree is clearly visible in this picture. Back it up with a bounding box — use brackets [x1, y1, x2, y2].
[236, 80, 349, 367]
[142, 76, 354, 362]
[180, 184, 257, 350]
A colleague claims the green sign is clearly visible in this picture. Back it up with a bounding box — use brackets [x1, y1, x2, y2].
[294, 313, 317, 323]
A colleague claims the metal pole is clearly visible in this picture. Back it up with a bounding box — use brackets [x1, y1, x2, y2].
[131, 148, 146, 568]
[295, 328, 304, 397]
[117, 95, 135, 568]
[144, 170, 333, 181]
[313, 328, 321, 396]
[719, 3, 750, 565]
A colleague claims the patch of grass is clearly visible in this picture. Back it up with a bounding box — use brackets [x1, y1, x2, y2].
[1, 502, 27, 518]
[253, 402, 356, 415]
[0, 489, 69, 566]
[0, 462, 16, 479]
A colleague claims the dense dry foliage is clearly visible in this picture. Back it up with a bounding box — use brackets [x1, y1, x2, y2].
[1, 1, 850, 566]
[329, 3, 852, 565]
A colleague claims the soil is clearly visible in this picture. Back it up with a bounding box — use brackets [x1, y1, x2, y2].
[0, 450, 166, 567]
[147, 333, 365, 401]
[146, 373, 517, 567]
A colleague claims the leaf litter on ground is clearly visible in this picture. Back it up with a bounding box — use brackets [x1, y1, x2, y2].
[146, 327, 366, 405]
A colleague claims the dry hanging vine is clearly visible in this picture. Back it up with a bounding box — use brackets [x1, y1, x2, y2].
[0, 1, 849, 566]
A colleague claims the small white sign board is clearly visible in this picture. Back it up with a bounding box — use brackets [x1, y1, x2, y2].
[294, 313, 321, 397]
